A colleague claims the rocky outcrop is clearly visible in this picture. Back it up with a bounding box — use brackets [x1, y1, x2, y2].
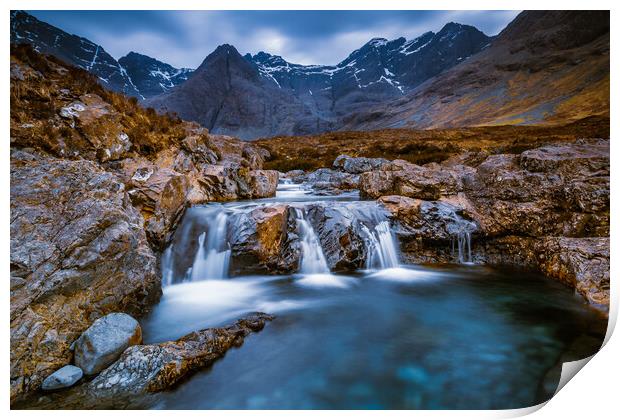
[22, 313, 274, 409]
[74, 313, 142, 376]
[10, 150, 160, 403]
[360, 161, 472, 200]
[373, 139, 610, 309]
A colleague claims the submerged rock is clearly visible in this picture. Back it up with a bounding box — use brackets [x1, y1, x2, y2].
[74, 313, 142, 376]
[41, 365, 83, 391]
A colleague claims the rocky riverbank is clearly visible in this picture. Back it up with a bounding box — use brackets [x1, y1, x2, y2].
[10, 48, 278, 404]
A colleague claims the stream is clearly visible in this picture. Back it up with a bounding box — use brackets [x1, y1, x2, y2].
[140, 180, 607, 409]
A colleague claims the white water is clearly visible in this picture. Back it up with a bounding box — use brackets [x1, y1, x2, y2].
[294, 208, 330, 274]
[454, 230, 473, 264]
[361, 220, 400, 270]
[160, 186, 406, 287]
[187, 211, 231, 282]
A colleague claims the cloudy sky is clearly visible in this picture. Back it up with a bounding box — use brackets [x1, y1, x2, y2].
[29, 10, 521, 68]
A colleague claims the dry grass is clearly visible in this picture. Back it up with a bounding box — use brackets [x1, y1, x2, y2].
[10, 44, 187, 157]
[255, 116, 610, 172]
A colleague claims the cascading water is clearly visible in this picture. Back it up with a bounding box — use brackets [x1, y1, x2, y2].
[452, 230, 473, 264]
[189, 212, 231, 281]
[360, 220, 400, 269]
[161, 245, 174, 287]
[294, 208, 330, 274]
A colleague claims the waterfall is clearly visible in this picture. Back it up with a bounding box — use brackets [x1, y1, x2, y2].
[161, 245, 174, 287]
[360, 220, 400, 270]
[452, 230, 473, 264]
[294, 208, 330, 274]
[189, 211, 231, 281]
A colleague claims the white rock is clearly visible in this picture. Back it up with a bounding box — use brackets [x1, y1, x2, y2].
[74, 313, 142, 376]
[41, 365, 83, 391]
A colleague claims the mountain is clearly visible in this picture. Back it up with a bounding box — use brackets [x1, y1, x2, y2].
[118, 52, 193, 98]
[10, 11, 189, 99]
[146, 23, 492, 139]
[343, 10, 610, 130]
[145, 45, 335, 140]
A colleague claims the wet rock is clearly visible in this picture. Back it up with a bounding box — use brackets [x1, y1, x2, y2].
[10, 152, 159, 403]
[41, 365, 83, 391]
[537, 237, 609, 308]
[480, 236, 609, 309]
[74, 313, 142, 376]
[333, 154, 390, 174]
[306, 204, 367, 271]
[25, 314, 274, 409]
[379, 195, 478, 242]
[229, 205, 300, 273]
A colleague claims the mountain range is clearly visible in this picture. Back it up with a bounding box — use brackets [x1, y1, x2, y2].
[10, 10, 609, 139]
[10, 11, 193, 99]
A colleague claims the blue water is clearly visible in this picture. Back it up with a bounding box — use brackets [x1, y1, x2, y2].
[142, 264, 606, 410]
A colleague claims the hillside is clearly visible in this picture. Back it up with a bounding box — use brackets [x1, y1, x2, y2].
[344, 10, 609, 130]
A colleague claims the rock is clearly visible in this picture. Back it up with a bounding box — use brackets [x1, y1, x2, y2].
[302, 168, 360, 192]
[10, 152, 159, 403]
[480, 236, 609, 309]
[247, 170, 279, 198]
[360, 163, 472, 200]
[333, 154, 390, 174]
[358, 170, 396, 198]
[23, 314, 274, 409]
[379, 195, 478, 263]
[228, 205, 300, 274]
[41, 365, 83, 391]
[537, 237, 610, 308]
[74, 313, 143, 376]
[306, 204, 367, 270]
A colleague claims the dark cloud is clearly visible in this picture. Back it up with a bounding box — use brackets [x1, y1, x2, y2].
[28, 10, 521, 68]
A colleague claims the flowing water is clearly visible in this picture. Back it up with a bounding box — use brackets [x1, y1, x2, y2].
[141, 181, 607, 410]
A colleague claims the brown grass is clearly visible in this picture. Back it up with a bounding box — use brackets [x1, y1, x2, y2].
[255, 116, 610, 172]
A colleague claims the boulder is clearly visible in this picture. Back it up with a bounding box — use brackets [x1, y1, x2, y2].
[379, 195, 478, 242]
[303, 168, 360, 192]
[247, 170, 279, 198]
[10, 151, 159, 403]
[333, 154, 390, 174]
[41, 365, 83, 391]
[74, 313, 142, 376]
[228, 205, 300, 273]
